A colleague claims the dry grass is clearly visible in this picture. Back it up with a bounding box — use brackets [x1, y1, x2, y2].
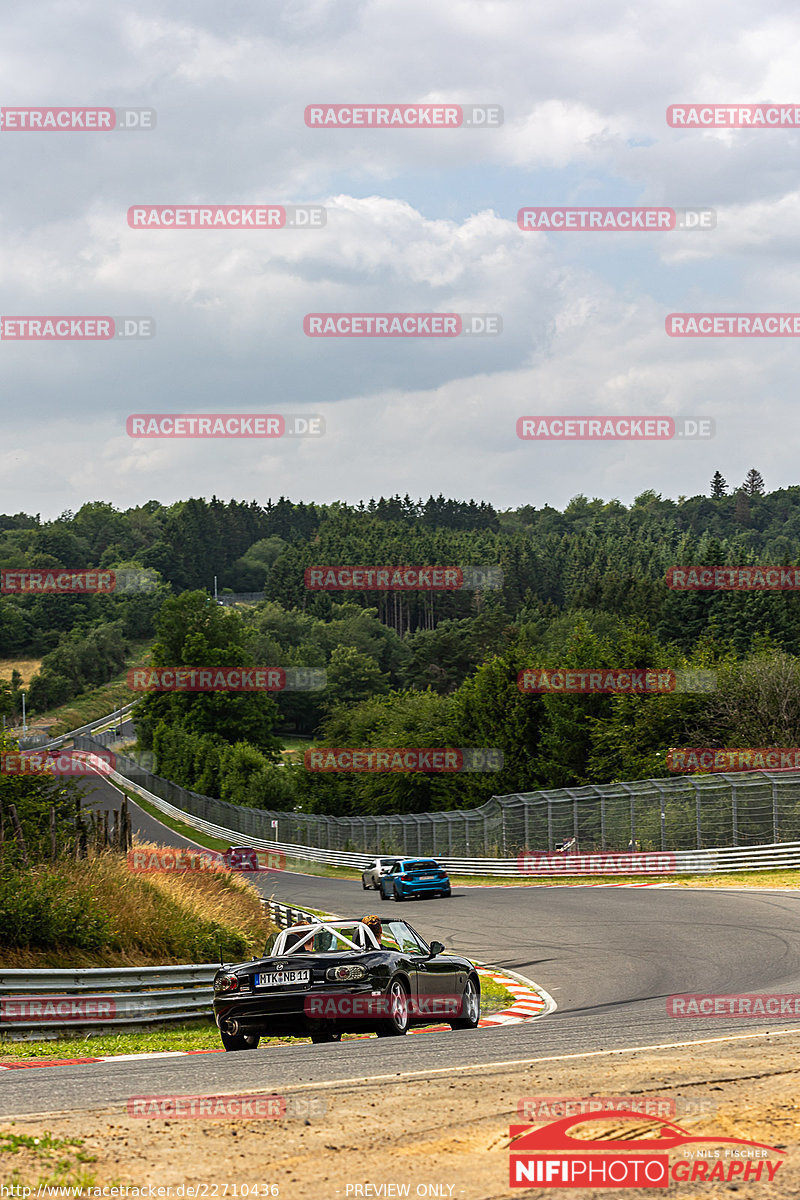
[0, 845, 272, 967]
[0, 657, 42, 686]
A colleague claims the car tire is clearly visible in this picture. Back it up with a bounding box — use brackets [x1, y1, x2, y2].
[449, 975, 480, 1030]
[442, 889, 452, 897]
[311, 1030, 342, 1044]
[380, 888, 388, 901]
[376, 978, 410, 1037]
[220, 1029, 260, 1051]
[362, 878, 369, 889]
[393, 884, 404, 902]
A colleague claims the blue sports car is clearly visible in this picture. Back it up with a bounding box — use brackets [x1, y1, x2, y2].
[379, 858, 451, 901]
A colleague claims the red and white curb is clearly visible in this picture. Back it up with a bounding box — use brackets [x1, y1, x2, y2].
[474, 965, 551, 1027]
[0, 967, 553, 1070]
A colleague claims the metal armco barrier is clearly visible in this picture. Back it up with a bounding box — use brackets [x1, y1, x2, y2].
[0, 964, 217, 1033]
[69, 746, 800, 876]
[0, 907, 321, 1036]
[263, 900, 328, 928]
[18, 703, 138, 753]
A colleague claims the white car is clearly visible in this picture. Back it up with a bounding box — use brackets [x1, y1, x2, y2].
[361, 857, 401, 890]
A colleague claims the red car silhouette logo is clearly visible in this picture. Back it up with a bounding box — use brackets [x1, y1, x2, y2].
[510, 1109, 785, 1156]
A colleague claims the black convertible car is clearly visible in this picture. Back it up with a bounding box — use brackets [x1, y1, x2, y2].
[212, 917, 481, 1049]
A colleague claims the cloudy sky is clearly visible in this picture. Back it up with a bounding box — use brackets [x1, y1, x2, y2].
[2, 0, 799, 519]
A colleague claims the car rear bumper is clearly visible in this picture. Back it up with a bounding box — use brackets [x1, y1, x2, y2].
[214, 983, 384, 1036]
[400, 879, 450, 895]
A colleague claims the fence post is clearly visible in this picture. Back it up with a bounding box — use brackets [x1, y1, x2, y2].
[655, 782, 666, 851]
[50, 806, 57, 862]
[600, 790, 606, 850]
[547, 798, 553, 851]
[694, 779, 702, 849]
[731, 783, 738, 847]
[8, 803, 29, 868]
[772, 779, 779, 843]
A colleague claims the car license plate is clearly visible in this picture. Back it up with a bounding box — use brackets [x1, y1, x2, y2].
[420, 874, 435, 880]
[254, 970, 310, 988]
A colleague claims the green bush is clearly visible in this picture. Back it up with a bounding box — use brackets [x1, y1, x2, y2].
[0, 864, 111, 950]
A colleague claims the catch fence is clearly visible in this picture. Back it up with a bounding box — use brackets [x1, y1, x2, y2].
[75, 736, 800, 859]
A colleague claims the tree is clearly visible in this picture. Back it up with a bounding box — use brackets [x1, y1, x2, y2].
[136, 591, 282, 759]
[710, 472, 728, 498]
[322, 646, 390, 712]
[742, 469, 765, 497]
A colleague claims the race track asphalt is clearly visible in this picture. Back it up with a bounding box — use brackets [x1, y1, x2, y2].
[3, 770, 800, 1116]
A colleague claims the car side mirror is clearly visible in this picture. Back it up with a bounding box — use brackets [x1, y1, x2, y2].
[428, 941, 445, 957]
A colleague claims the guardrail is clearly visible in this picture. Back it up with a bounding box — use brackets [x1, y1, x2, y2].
[68, 750, 800, 876]
[262, 900, 330, 927]
[18, 702, 138, 752]
[0, 903, 323, 1037]
[0, 964, 218, 1034]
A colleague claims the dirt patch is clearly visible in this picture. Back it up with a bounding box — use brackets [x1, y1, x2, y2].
[3, 1032, 800, 1197]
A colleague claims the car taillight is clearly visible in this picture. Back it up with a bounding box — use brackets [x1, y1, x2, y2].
[326, 965, 368, 981]
[213, 972, 239, 994]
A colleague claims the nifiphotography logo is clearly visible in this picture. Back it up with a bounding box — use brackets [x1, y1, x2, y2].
[509, 1105, 785, 1188]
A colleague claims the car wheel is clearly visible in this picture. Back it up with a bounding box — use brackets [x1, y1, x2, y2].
[442, 889, 452, 897]
[362, 878, 369, 889]
[376, 978, 410, 1037]
[393, 884, 404, 902]
[220, 1028, 260, 1051]
[311, 1029, 342, 1044]
[449, 975, 480, 1030]
[380, 887, 388, 901]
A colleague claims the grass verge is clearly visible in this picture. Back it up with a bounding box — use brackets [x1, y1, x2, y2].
[0, 1128, 99, 1190]
[8, 639, 154, 738]
[0, 846, 273, 968]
